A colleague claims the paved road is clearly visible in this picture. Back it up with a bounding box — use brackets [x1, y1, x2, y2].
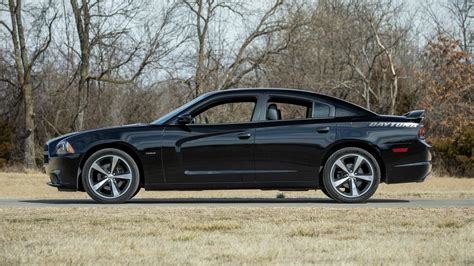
[0, 198, 472, 208]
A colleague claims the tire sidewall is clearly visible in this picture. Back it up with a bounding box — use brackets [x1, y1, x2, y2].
[82, 148, 140, 203]
[322, 147, 380, 203]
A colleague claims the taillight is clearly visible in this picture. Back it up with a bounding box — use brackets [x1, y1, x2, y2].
[418, 125, 425, 139]
[392, 147, 409, 153]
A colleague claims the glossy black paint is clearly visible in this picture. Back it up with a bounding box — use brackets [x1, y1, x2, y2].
[254, 119, 336, 183]
[44, 88, 431, 192]
[162, 123, 255, 184]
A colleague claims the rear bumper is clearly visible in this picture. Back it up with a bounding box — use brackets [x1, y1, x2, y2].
[384, 139, 432, 184]
[387, 161, 432, 183]
[44, 154, 81, 191]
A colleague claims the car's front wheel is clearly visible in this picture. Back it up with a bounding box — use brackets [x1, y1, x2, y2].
[82, 148, 140, 203]
[322, 147, 380, 203]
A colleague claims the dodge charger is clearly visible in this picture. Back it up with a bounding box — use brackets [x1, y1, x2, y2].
[44, 88, 432, 203]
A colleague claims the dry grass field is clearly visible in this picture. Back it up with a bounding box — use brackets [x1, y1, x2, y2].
[0, 207, 473, 264]
[0, 172, 473, 265]
[0, 171, 473, 199]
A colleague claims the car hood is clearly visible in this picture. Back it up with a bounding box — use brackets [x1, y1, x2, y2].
[73, 123, 148, 135]
[45, 123, 149, 150]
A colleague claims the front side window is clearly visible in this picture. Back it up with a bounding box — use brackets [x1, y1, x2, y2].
[192, 100, 256, 124]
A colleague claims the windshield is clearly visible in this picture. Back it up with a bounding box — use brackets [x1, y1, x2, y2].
[151, 93, 210, 125]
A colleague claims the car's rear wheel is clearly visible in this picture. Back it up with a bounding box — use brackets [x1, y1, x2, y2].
[322, 147, 380, 203]
[82, 148, 140, 203]
[320, 186, 331, 198]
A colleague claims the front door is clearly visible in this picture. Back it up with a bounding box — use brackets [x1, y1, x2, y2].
[162, 97, 258, 184]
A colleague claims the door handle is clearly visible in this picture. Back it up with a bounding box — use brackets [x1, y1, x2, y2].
[237, 133, 252, 139]
[316, 126, 330, 133]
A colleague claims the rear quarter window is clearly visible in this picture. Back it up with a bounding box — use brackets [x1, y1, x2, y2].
[335, 105, 363, 117]
[313, 102, 331, 118]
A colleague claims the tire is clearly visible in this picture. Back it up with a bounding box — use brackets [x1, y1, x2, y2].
[322, 147, 380, 203]
[320, 186, 331, 198]
[131, 187, 141, 199]
[82, 148, 140, 203]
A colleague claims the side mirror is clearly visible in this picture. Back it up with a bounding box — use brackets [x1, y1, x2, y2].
[177, 114, 192, 125]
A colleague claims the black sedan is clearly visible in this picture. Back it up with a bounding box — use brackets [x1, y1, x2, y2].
[44, 88, 431, 203]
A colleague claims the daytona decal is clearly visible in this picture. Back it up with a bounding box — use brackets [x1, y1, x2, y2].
[369, 122, 418, 128]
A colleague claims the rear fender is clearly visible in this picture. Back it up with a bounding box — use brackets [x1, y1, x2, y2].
[319, 139, 386, 183]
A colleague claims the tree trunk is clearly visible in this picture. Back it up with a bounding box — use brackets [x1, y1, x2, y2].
[23, 82, 36, 168]
[70, 0, 90, 131]
[194, 0, 207, 97]
[364, 83, 371, 110]
[370, 21, 399, 114]
[389, 75, 398, 115]
[8, 0, 37, 169]
[75, 64, 89, 131]
[75, 83, 86, 131]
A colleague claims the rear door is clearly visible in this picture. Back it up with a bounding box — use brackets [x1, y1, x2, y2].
[253, 94, 337, 185]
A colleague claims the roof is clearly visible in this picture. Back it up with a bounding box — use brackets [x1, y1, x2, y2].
[203, 88, 375, 115]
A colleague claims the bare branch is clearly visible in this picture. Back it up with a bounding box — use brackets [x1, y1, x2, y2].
[28, 11, 58, 70]
[0, 19, 13, 34]
[0, 77, 17, 88]
[219, 0, 286, 89]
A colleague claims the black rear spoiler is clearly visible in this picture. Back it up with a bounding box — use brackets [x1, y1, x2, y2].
[403, 109, 425, 122]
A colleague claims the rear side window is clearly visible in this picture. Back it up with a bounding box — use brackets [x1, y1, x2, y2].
[266, 97, 312, 121]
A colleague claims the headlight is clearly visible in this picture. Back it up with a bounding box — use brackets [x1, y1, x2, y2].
[56, 141, 75, 155]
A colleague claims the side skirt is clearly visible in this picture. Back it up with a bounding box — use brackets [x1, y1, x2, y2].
[144, 181, 318, 191]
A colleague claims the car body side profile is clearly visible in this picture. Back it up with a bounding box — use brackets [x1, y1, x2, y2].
[44, 88, 432, 203]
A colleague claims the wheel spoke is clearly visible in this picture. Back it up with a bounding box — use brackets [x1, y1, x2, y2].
[355, 174, 373, 182]
[330, 153, 376, 199]
[110, 156, 119, 175]
[110, 179, 119, 197]
[92, 178, 108, 191]
[335, 159, 350, 174]
[88, 154, 133, 199]
[92, 162, 109, 176]
[350, 179, 359, 197]
[333, 176, 350, 187]
[353, 155, 364, 173]
[114, 173, 132, 180]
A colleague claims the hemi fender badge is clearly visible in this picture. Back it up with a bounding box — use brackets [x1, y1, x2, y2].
[145, 151, 157, 155]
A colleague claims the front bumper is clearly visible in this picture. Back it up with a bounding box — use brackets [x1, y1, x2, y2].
[44, 154, 81, 191]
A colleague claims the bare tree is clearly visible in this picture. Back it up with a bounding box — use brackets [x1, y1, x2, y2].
[446, 0, 473, 54]
[0, 0, 57, 168]
[260, 0, 412, 113]
[346, 1, 408, 112]
[424, 0, 473, 56]
[365, 1, 410, 114]
[69, 0, 182, 130]
[179, 0, 298, 98]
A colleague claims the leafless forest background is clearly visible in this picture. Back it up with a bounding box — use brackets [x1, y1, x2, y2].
[0, 0, 472, 175]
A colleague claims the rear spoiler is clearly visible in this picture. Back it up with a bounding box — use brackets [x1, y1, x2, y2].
[403, 109, 425, 122]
